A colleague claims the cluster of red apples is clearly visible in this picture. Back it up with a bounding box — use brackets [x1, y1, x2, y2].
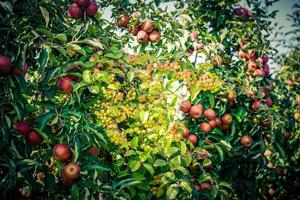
[14, 121, 43, 145]
[116, 14, 161, 44]
[67, 0, 98, 19]
[57, 65, 82, 93]
[0, 55, 29, 76]
[234, 7, 253, 17]
[180, 101, 253, 149]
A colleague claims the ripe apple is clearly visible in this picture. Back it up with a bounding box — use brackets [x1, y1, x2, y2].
[141, 20, 153, 33]
[116, 14, 129, 27]
[262, 54, 269, 64]
[187, 134, 198, 146]
[63, 162, 80, 180]
[252, 100, 261, 111]
[199, 149, 208, 159]
[53, 144, 72, 162]
[234, 7, 244, 16]
[203, 109, 216, 120]
[131, 26, 140, 36]
[220, 124, 230, 131]
[179, 100, 191, 113]
[67, 3, 83, 19]
[240, 135, 253, 148]
[136, 30, 149, 44]
[189, 104, 203, 119]
[74, 0, 91, 8]
[254, 69, 266, 77]
[259, 87, 269, 98]
[85, 1, 98, 17]
[199, 122, 211, 134]
[263, 64, 270, 76]
[222, 114, 232, 125]
[246, 61, 258, 72]
[0, 55, 11, 76]
[61, 171, 74, 186]
[27, 131, 42, 145]
[265, 97, 273, 107]
[89, 146, 100, 156]
[195, 184, 201, 191]
[238, 50, 248, 59]
[182, 127, 190, 138]
[215, 118, 222, 127]
[200, 182, 211, 192]
[149, 31, 161, 43]
[58, 77, 73, 93]
[208, 120, 216, 128]
[190, 177, 197, 183]
[14, 121, 31, 135]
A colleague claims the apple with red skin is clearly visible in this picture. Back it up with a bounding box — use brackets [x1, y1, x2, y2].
[27, 130, 42, 145]
[116, 14, 129, 27]
[85, 1, 98, 17]
[199, 122, 211, 134]
[200, 182, 211, 192]
[149, 31, 161, 43]
[136, 30, 149, 44]
[252, 100, 261, 111]
[266, 97, 273, 107]
[246, 61, 258, 72]
[63, 162, 80, 180]
[89, 146, 100, 156]
[187, 46, 194, 54]
[215, 118, 222, 127]
[182, 127, 190, 138]
[58, 77, 73, 93]
[14, 121, 31, 135]
[240, 135, 253, 148]
[190, 177, 197, 183]
[53, 144, 72, 162]
[68, 3, 83, 19]
[0, 55, 11, 76]
[203, 109, 216, 120]
[259, 87, 269, 98]
[66, 65, 81, 82]
[234, 7, 244, 15]
[141, 20, 154, 33]
[262, 54, 269, 64]
[187, 134, 198, 146]
[74, 0, 90, 8]
[189, 104, 203, 119]
[254, 69, 266, 77]
[194, 184, 201, 191]
[220, 124, 230, 131]
[263, 64, 270, 76]
[208, 120, 216, 128]
[199, 149, 208, 159]
[222, 114, 232, 125]
[61, 172, 74, 186]
[179, 100, 191, 113]
[131, 26, 140, 36]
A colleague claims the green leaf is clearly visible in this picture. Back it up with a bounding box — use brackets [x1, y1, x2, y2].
[198, 173, 212, 183]
[180, 181, 192, 193]
[55, 34, 67, 42]
[67, 44, 86, 56]
[139, 111, 149, 124]
[82, 70, 93, 84]
[170, 155, 181, 169]
[215, 144, 224, 161]
[38, 47, 49, 73]
[129, 160, 141, 172]
[39, 6, 49, 27]
[166, 185, 179, 199]
[88, 85, 99, 94]
[143, 163, 154, 175]
[153, 159, 168, 167]
[85, 164, 109, 171]
[131, 137, 139, 148]
[180, 141, 187, 156]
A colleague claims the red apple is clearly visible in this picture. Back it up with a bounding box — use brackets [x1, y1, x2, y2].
[61, 172, 74, 186]
[67, 3, 83, 19]
[190, 177, 197, 183]
[58, 77, 73, 93]
[252, 100, 261, 111]
[203, 109, 216, 120]
[262, 54, 269, 64]
[189, 104, 203, 119]
[27, 131, 42, 145]
[0, 55, 11, 76]
[259, 87, 269, 98]
[246, 61, 258, 72]
[247, 49, 258, 60]
[208, 120, 216, 128]
[238, 50, 248, 59]
[182, 127, 190, 138]
[240, 135, 253, 148]
[136, 30, 149, 44]
[190, 31, 199, 40]
[63, 162, 80, 180]
[234, 7, 244, 15]
[187, 134, 198, 146]
[149, 31, 161, 43]
[53, 144, 72, 162]
[199, 149, 208, 159]
[141, 20, 153, 33]
[85, 1, 98, 17]
[14, 121, 30, 135]
[195, 184, 201, 191]
[200, 182, 211, 192]
[199, 122, 211, 134]
[74, 0, 90, 8]
[263, 64, 270, 76]
[266, 97, 273, 107]
[89, 146, 100, 156]
[222, 114, 232, 125]
[131, 26, 140, 36]
[254, 69, 266, 77]
[116, 14, 129, 27]
[180, 100, 191, 113]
